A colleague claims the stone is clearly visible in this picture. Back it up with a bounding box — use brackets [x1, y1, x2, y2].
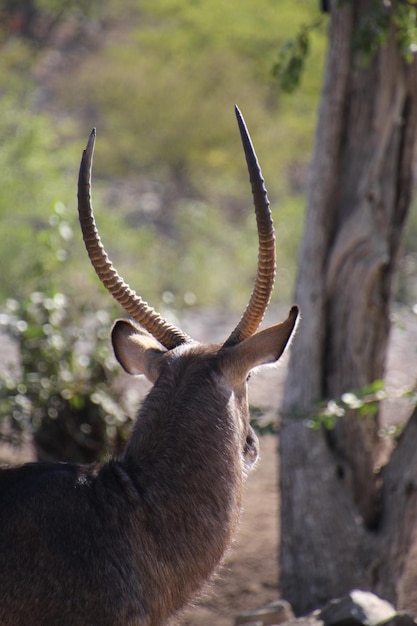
[319, 590, 397, 626]
[377, 613, 417, 626]
[235, 598, 294, 626]
[279, 615, 324, 626]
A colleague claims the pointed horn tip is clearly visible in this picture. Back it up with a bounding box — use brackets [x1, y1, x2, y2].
[79, 129, 96, 182]
[85, 128, 96, 157]
[289, 304, 300, 328]
[234, 104, 245, 128]
[234, 105, 253, 153]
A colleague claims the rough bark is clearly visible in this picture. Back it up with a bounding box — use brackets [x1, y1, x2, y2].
[374, 405, 417, 603]
[279, 0, 417, 615]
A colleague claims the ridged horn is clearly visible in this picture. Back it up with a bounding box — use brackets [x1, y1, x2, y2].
[223, 106, 276, 347]
[77, 128, 192, 350]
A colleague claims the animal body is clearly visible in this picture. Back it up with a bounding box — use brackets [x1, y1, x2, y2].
[0, 106, 298, 626]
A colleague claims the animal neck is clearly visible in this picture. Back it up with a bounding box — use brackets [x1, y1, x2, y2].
[122, 369, 243, 498]
[118, 373, 245, 621]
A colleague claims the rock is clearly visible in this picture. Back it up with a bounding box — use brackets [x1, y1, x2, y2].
[279, 614, 324, 626]
[234, 591, 417, 626]
[319, 590, 397, 626]
[235, 599, 294, 626]
[378, 613, 417, 626]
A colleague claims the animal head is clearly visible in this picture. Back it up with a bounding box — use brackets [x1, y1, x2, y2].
[77, 106, 298, 470]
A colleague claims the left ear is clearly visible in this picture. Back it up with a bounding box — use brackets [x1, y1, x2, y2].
[111, 319, 167, 383]
[220, 306, 299, 385]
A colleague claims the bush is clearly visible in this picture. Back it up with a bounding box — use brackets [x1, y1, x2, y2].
[0, 291, 129, 462]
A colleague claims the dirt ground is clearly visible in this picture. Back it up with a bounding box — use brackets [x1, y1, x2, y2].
[1, 305, 417, 625]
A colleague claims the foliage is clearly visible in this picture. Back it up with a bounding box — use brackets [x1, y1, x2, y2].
[0, 291, 124, 459]
[250, 378, 417, 438]
[0, 0, 134, 46]
[0, 203, 128, 461]
[353, 0, 417, 65]
[0, 94, 79, 301]
[394, 1, 417, 61]
[306, 379, 417, 433]
[53, 0, 323, 194]
[273, 1, 417, 94]
[250, 405, 279, 436]
[308, 380, 386, 430]
[272, 18, 325, 93]
[46, 0, 323, 312]
[0, 0, 325, 315]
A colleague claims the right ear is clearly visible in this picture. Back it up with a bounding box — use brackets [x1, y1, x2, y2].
[220, 306, 299, 386]
[111, 320, 167, 383]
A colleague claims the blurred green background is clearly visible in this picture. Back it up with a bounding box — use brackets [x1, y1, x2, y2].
[0, 0, 327, 312]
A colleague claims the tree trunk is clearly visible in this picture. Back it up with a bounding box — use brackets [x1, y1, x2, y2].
[279, 0, 417, 615]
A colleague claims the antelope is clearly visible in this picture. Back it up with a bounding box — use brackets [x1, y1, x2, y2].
[0, 106, 298, 626]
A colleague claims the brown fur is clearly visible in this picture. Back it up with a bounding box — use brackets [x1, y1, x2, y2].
[0, 310, 297, 626]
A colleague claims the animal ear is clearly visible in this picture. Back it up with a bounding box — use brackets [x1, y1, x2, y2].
[111, 320, 167, 382]
[221, 306, 299, 385]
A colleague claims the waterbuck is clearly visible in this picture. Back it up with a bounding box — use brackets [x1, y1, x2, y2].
[0, 106, 298, 626]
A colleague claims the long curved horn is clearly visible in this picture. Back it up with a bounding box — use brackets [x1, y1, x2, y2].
[223, 106, 276, 347]
[77, 129, 192, 350]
